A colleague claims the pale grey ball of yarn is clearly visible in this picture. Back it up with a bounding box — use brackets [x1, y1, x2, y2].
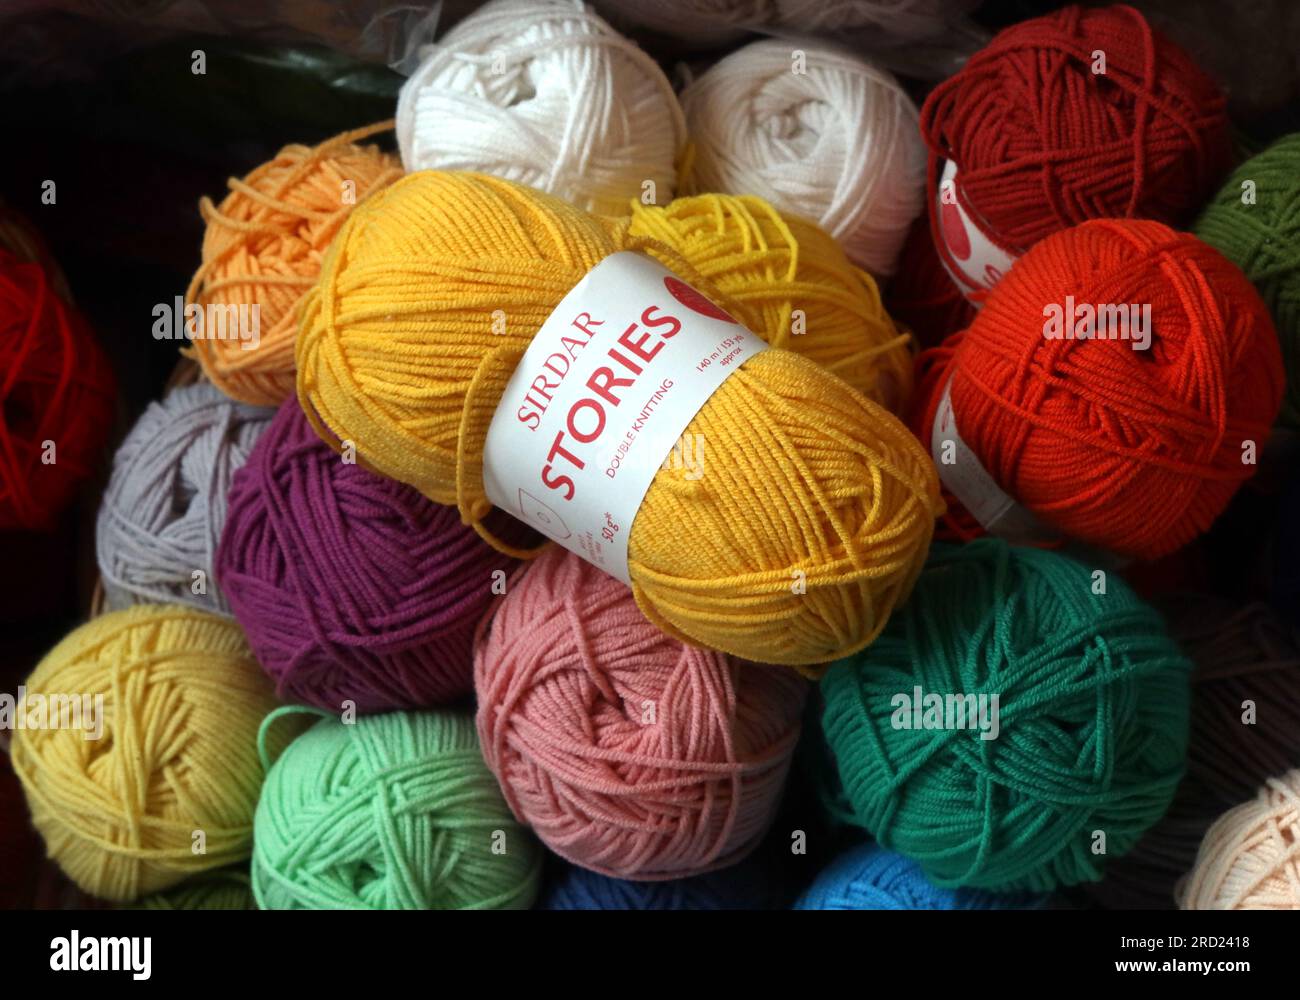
[96, 382, 274, 616]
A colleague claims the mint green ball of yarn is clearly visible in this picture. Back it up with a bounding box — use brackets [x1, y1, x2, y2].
[820, 539, 1192, 894]
[1195, 133, 1300, 427]
[252, 709, 542, 909]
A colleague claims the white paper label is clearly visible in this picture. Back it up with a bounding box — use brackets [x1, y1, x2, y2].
[482, 252, 768, 585]
[935, 159, 1019, 306]
[930, 379, 1057, 546]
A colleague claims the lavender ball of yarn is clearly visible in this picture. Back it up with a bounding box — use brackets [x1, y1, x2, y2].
[217, 399, 522, 713]
[97, 382, 272, 616]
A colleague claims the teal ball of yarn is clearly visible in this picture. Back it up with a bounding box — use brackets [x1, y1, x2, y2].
[795, 843, 1042, 910]
[253, 708, 542, 909]
[1196, 134, 1300, 427]
[820, 540, 1192, 893]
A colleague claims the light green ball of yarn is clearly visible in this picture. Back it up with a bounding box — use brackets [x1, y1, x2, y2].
[252, 708, 542, 909]
[820, 539, 1192, 894]
[1196, 133, 1300, 427]
[133, 868, 256, 910]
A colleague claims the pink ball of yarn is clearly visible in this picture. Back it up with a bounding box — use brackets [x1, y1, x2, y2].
[474, 547, 807, 881]
[217, 399, 521, 713]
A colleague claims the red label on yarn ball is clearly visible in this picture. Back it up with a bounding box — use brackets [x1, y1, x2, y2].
[935, 160, 1019, 306]
[664, 276, 738, 324]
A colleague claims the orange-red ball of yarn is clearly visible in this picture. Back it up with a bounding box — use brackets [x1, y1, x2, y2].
[912, 219, 1283, 561]
[474, 547, 806, 881]
[0, 249, 115, 531]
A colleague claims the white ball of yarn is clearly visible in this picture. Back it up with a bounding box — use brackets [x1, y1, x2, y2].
[1179, 770, 1300, 910]
[682, 39, 926, 276]
[97, 382, 273, 617]
[396, 0, 686, 216]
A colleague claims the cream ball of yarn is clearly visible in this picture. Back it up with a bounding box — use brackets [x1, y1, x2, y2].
[396, 0, 686, 216]
[682, 39, 926, 276]
[1179, 770, 1300, 910]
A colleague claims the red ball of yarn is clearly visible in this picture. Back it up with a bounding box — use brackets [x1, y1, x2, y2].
[920, 3, 1231, 292]
[0, 249, 115, 531]
[913, 219, 1283, 561]
[475, 547, 807, 881]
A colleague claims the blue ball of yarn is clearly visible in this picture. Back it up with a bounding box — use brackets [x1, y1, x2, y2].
[543, 860, 774, 910]
[795, 843, 1042, 910]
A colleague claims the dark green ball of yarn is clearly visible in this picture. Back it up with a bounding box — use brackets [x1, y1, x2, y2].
[820, 540, 1192, 894]
[1196, 134, 1300, 427]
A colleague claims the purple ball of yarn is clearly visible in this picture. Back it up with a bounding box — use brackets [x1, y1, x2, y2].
[216, 399, 520, 713]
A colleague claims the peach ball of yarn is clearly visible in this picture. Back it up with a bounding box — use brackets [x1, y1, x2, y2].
[184, 124, 402, 406]
[474, 547, 807, 880]
[1179, 770, 1300, 910]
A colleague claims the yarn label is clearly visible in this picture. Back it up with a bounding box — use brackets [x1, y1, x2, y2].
[483, 252, 768, 585]
[931, 380, 1058, 546]
[935, 160, 1019, 306]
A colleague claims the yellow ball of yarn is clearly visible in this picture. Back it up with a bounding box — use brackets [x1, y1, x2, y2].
[184, 124, 403, 406]
[10, 605, 293, 901]
[615, 193, 912, 411]
[296, 171, 940, 666]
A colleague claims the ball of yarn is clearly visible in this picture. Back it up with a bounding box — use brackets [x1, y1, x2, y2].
[396, 0, 684, 217]
[0, 248, 116, 531]
[295, 170, 940, 666]
[795, 843, 1042, 910]
[218, 399, 520, 713]
[1196, 134, 1300, 428]
[10, 605, 291, 901]
[1088, 597, 1300, 909]
[884, 216, 974, 350]
[97, 381, 274, 616]
[134, 868, 256, 910]
[616, 192, 911, 409]
[253, 707, 542, 909]
[475, 546, 806, 879]
[921, 4, 1231, 290]
[821, 539, 1193, 893]
[185, 124, 402, 406]
[1180, 770, 1300, 910]
[912, 219, 1284, 560]
[682, 40, 926, 277]
[543, 857, 775, 909]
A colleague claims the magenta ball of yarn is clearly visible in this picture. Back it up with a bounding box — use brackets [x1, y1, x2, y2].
[217, 399, 520, 713]
[474, 547, 807, 881]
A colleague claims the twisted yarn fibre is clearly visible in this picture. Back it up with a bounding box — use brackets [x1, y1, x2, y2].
[97, 381, 274, 616]
[397, 0, 685, 217]
[1088, 597, 1300, 909]
[920, 4, 1231, 291]
[911, 219, 1284, 560]
[884, 216, 974, 350]
[218, 398, 521, 713]
[185, 123, 402, 406]
[682, 39, 926, 278]
[10, 605, 294, 901]
[295, 170, 941, 667]
[542, 856, 776, 909]
[1196, 134, 1300, 428]
[0, 248, 116, 531]
[1180, 770, 1300, 910]
[252, 707, 542, 909]
[794, 843, 1043, 910]
[617, 191, 912, 411]
[821, 539, 1192, 893]
[475, 547, 806, 880]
